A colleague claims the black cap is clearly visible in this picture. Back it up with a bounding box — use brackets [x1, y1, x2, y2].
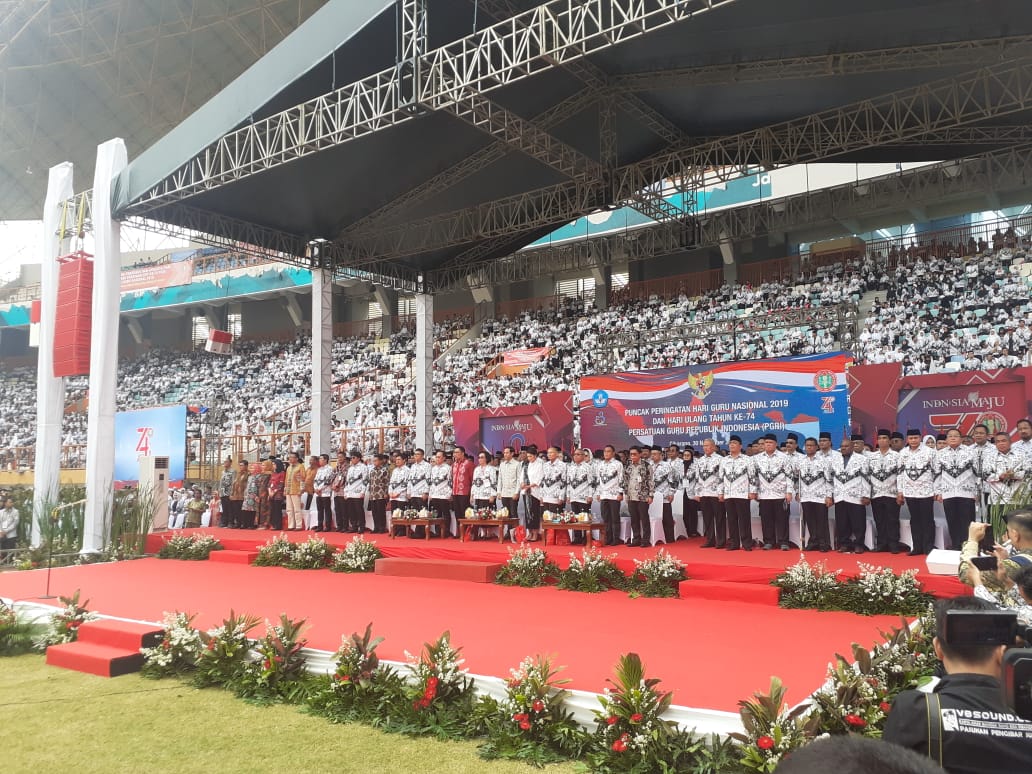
[786, 433, 798, 442]
[936, 433, 947, 441]
[850, 433, 864, 441]
[906, 429, 921, 437]
[890, 431, 904, 440]
[651, 444, 662, 452]
[763, 433, 778, 442]
[349, 449, 362, 459]
[819, 431, 832, 440]
[729, 435, 743, 444]
[876, 429, 890, 438]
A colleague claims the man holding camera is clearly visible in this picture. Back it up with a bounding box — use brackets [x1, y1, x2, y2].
[959, 511, 1032, 598]
[883, 596, 1032, 773]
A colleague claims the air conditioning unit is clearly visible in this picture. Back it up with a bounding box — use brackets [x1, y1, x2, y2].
[139, 455, 171, 531]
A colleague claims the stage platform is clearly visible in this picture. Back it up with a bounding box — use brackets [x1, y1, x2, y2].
[0, 530, 965, 724]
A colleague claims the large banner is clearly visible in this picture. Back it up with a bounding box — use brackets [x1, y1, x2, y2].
[580, 352, 852, 450]
[120, 259, 194, 292]
[453, 391, 575, 454]
[114, 405, 187, 484]
[848, 364, 1032, 441]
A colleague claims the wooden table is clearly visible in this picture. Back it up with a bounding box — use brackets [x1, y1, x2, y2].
[456, 518, 515, 543]
[389, 517, 448, 540]
[542, 521, 601, 545]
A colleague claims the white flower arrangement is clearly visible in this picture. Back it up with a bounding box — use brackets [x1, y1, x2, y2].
[331, 535, 383, 573]
[140, 611, 203, 675]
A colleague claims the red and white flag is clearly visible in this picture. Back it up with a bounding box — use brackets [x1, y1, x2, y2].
[205, 329, 233, 355]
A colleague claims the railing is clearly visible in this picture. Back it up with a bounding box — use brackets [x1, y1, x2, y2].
[0, 444, 87, 471]
[613, 269, 725, 304]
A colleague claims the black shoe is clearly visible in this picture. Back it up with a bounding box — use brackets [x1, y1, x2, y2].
[687, 532, 701, 538]
[820, 545, 831, 553]
[889, 546, 900, 554]
[780, 543, 790, 551]
[837, 545, 852, 553]
[763, 543, 773, 551]
[700, 540, 715, 548]
[854, 546, 866, 555]
[714, 542, 726, 549]
[742, 545, 752, 551]
[907, 550, 923, 557]
[725, 544, 740, 551]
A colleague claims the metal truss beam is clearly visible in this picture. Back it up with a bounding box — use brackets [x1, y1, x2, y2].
[126, 205, 419, 292]
[474, 0, 687, 145]
[442, 88, 604, 178]
[342, 87, 601, 236]
[610, 34, 1032, 93]
[342, 57, 1032, 265]
[122, 0, 732, 215]
[433, 143, 1032, 291]
[397, 0, 428, 108]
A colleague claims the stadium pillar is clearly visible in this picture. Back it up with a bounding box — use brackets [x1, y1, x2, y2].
[414, 292, 434, 452]
[311, 268, 333, 456]
[590, 266, 609, 310]
[32, 162, 74, 546]
[373, 285, 396, 336]
[83, 139, 127, 555]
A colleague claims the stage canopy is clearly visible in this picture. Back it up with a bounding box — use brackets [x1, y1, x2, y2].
[8, 1, 1032, 290]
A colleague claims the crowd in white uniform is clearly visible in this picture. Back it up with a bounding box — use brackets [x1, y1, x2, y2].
[1, 244, 1030, 466]
[331, 419, 1032, 551]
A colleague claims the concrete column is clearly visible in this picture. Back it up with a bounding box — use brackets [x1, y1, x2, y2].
[311, 268, 333, 456]
[590, 265, 610, 310]
[83, 139, 127, 554]
[414, 292, 434, 451]
[373, 285, 397, 336]
[32, 163, 74, 546]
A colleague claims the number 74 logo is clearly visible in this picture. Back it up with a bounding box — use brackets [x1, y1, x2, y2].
[136, 427, 154, 455]
[821, 397, 835, 414]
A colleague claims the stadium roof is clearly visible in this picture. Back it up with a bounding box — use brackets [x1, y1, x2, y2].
[10, 1, 1032, 291]
[0, 0, 330, 220]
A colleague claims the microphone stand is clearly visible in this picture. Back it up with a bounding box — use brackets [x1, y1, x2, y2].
[40, 510, 58, 599]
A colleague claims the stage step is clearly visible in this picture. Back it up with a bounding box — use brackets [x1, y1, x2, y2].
[375, 557, 503, 583]
[46, 641, 147, 677]
[210, 549, 259, 564]
[679, 579, 780, 606]
[75, 619, 164, 650]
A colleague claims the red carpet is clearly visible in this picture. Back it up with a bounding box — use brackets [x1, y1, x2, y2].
[145, 528, 968, 598]
[2, 554, 921, 713]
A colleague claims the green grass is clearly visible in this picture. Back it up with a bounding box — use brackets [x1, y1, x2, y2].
[0, 655, 578, 774]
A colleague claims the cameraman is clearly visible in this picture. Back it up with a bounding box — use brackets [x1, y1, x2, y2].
[958, 511, 1032, 593]
[883, 596, 1032, 773]
[969, 563, 1032, 627]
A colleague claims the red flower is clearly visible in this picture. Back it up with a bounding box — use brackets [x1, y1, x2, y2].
[512, 713, 527, 722]
[262, 659, 271, 670]
[844, 714, 867, 728]
[756, 735, 775, 751]
[630, 713, 643, 723]
[532, 700, 545, 713]
[519, 720, 531, 731]
[606, 716, 618, 726]
[879, 701, 892, 713]
[274, 656, 283, 663]
[427, 676, 439, 688]
[65, 622, 74, 630]
[611, 739, 627, 752]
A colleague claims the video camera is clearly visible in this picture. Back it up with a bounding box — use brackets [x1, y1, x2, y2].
[945, 610, 1032, 720]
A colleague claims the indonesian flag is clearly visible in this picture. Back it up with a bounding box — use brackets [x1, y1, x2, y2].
[502, 347, 552, 368]
[205, 329, 233, 355]
[29, 299, 41, 347]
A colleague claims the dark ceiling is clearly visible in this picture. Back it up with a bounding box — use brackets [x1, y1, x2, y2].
[28, 1, 1032, 280]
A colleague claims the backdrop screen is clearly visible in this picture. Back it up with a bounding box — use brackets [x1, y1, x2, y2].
[114, 405, 187, 484]
[579, 352, 852, 449]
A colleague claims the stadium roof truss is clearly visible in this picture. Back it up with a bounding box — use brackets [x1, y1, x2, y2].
[18, 1, 1032, 293]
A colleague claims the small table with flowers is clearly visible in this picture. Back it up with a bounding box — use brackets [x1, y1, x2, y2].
[456, 518, 515, 543]
[541, 514, 601, 545]
[389, 516, 448, 540]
